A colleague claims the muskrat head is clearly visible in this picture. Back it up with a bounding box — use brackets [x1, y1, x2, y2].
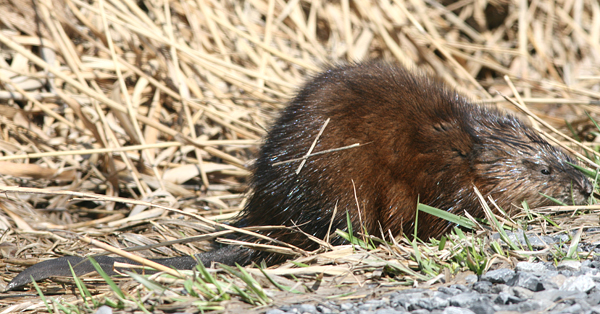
[471, 116, 593, 210]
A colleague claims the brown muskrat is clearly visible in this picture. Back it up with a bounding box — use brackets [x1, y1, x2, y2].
[7, 62, 592, 290]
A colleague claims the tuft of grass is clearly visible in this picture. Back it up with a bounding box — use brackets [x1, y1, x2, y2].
[219, 264, 271, 306]
[258, 262, 304, 294]
[336, 211, 376, 250]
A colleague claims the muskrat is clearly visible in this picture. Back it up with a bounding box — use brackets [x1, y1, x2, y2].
[7, 62, 592, 290]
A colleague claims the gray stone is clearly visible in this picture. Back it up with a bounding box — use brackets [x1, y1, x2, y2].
[587, 290, 600, 305]
[391, 291, 441, 309]
[364, 299, 388, 308]
[561, 269, 575, 277]
[582, 267, 600, 276]
[511, 286, 535, 299]
[94, 306, 113, 314]
[549, 274, 568, 288]
[497, 299, 553, 312]
[536, 289, 586, 304]
[468, 301, 496, 314]
[442, 307, 476, 314]
[495, 292, 524, 305]
[297, 304, 317, 313]
[449, 284, 470, 292]
[410, 310, 430, 314]
[359, 302, 381, 311]
[438, 286, 463, 296]
[587, 305, 600, 314]
[472, 281, 492, 294]
[558, 260, 582, 272]
[490, 284, 510, 294]
[561, 275, 596, 292]
[413, 297, 449, 310]
[266, 310, 287, 314]
[317, 305, 333, 313]
[507, 272, 545, 291]
[534, 288, 568, 301]
[554, 233, 570, 243]
[341, 303, 354, 311]
[558, 304, 587, 313]
[465, 275, 478, 284]
[375, 310, 406, 314]
[448, 292, 490, 308]
[481, 268, 515, 284]
[491, 231, 557, 247]
[552, 302, 572, 312]
[584, 260, 600, 269]
[515, 261, 550, 273]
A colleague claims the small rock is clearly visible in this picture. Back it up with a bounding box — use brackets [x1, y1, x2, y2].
[558, 260, 582, 272]
[558, 303, 586, 313]
[464, 275, 478, 284]
[491, 231, 556, 247]
[582, 266, 600, 276]
[266, 310, 287, 314]
[586, 260, 600, 269]
[366, 299, 388, 307]
[510, 286, 534, 299]
[495, 292, 524, 305]
[375, 309, 407, 314]
[448, 284, 470, 292]
[448, 292, 488, 308]
[94, 306, 113, 314]
[468, 300, 496, 314]
[359, 302, 380, 311]
[507, 272, 545, 291]
[390, 291, 437, 309]
[554, 233, 570, 243]
[340, 303, 354, 311]
[515, 262, 550, 273]
[560, 269, 575, 277]
[490, 284, 510, 294]
[561, 275, 596, 292]
[481, 268, 515, 284]
[548, 274, 567, 288]
[498, 299, 554, 312]
[438, 286, 463, 296]
[297, 304, 317, 313]
[533, 289, 585, 302]
[472, 281, 492, 294]
[413, 297, 449, 310]
[586, 290, 600, 305]
[442, 307, 475, 314]
[587, 305, 600, 314]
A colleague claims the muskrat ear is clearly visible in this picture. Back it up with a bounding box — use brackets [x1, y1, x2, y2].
[433, 121, 454, 132]
[451, 148, 468, 158]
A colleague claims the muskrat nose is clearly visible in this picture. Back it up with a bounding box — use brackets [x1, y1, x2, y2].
[578, 177, 593, 199]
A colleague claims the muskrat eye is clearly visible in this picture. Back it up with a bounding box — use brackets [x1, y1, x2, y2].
[541, 168, 551, 175]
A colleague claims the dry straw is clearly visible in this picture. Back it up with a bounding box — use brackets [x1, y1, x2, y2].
[0, 0, 598, 311]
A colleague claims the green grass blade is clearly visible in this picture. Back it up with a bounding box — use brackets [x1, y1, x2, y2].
[417, 204, 477, 229]
[87, 256, 125, 299]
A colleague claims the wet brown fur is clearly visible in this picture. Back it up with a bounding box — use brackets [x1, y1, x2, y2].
[235, 62, 592, 263]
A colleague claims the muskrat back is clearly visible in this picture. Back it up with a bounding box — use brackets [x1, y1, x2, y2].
[237, 62, 592, 259]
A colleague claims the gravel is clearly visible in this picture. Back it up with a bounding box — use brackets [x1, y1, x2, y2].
[265, 259, 600, 314]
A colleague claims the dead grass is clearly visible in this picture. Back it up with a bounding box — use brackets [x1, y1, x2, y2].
[0, 0, 598, 312]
